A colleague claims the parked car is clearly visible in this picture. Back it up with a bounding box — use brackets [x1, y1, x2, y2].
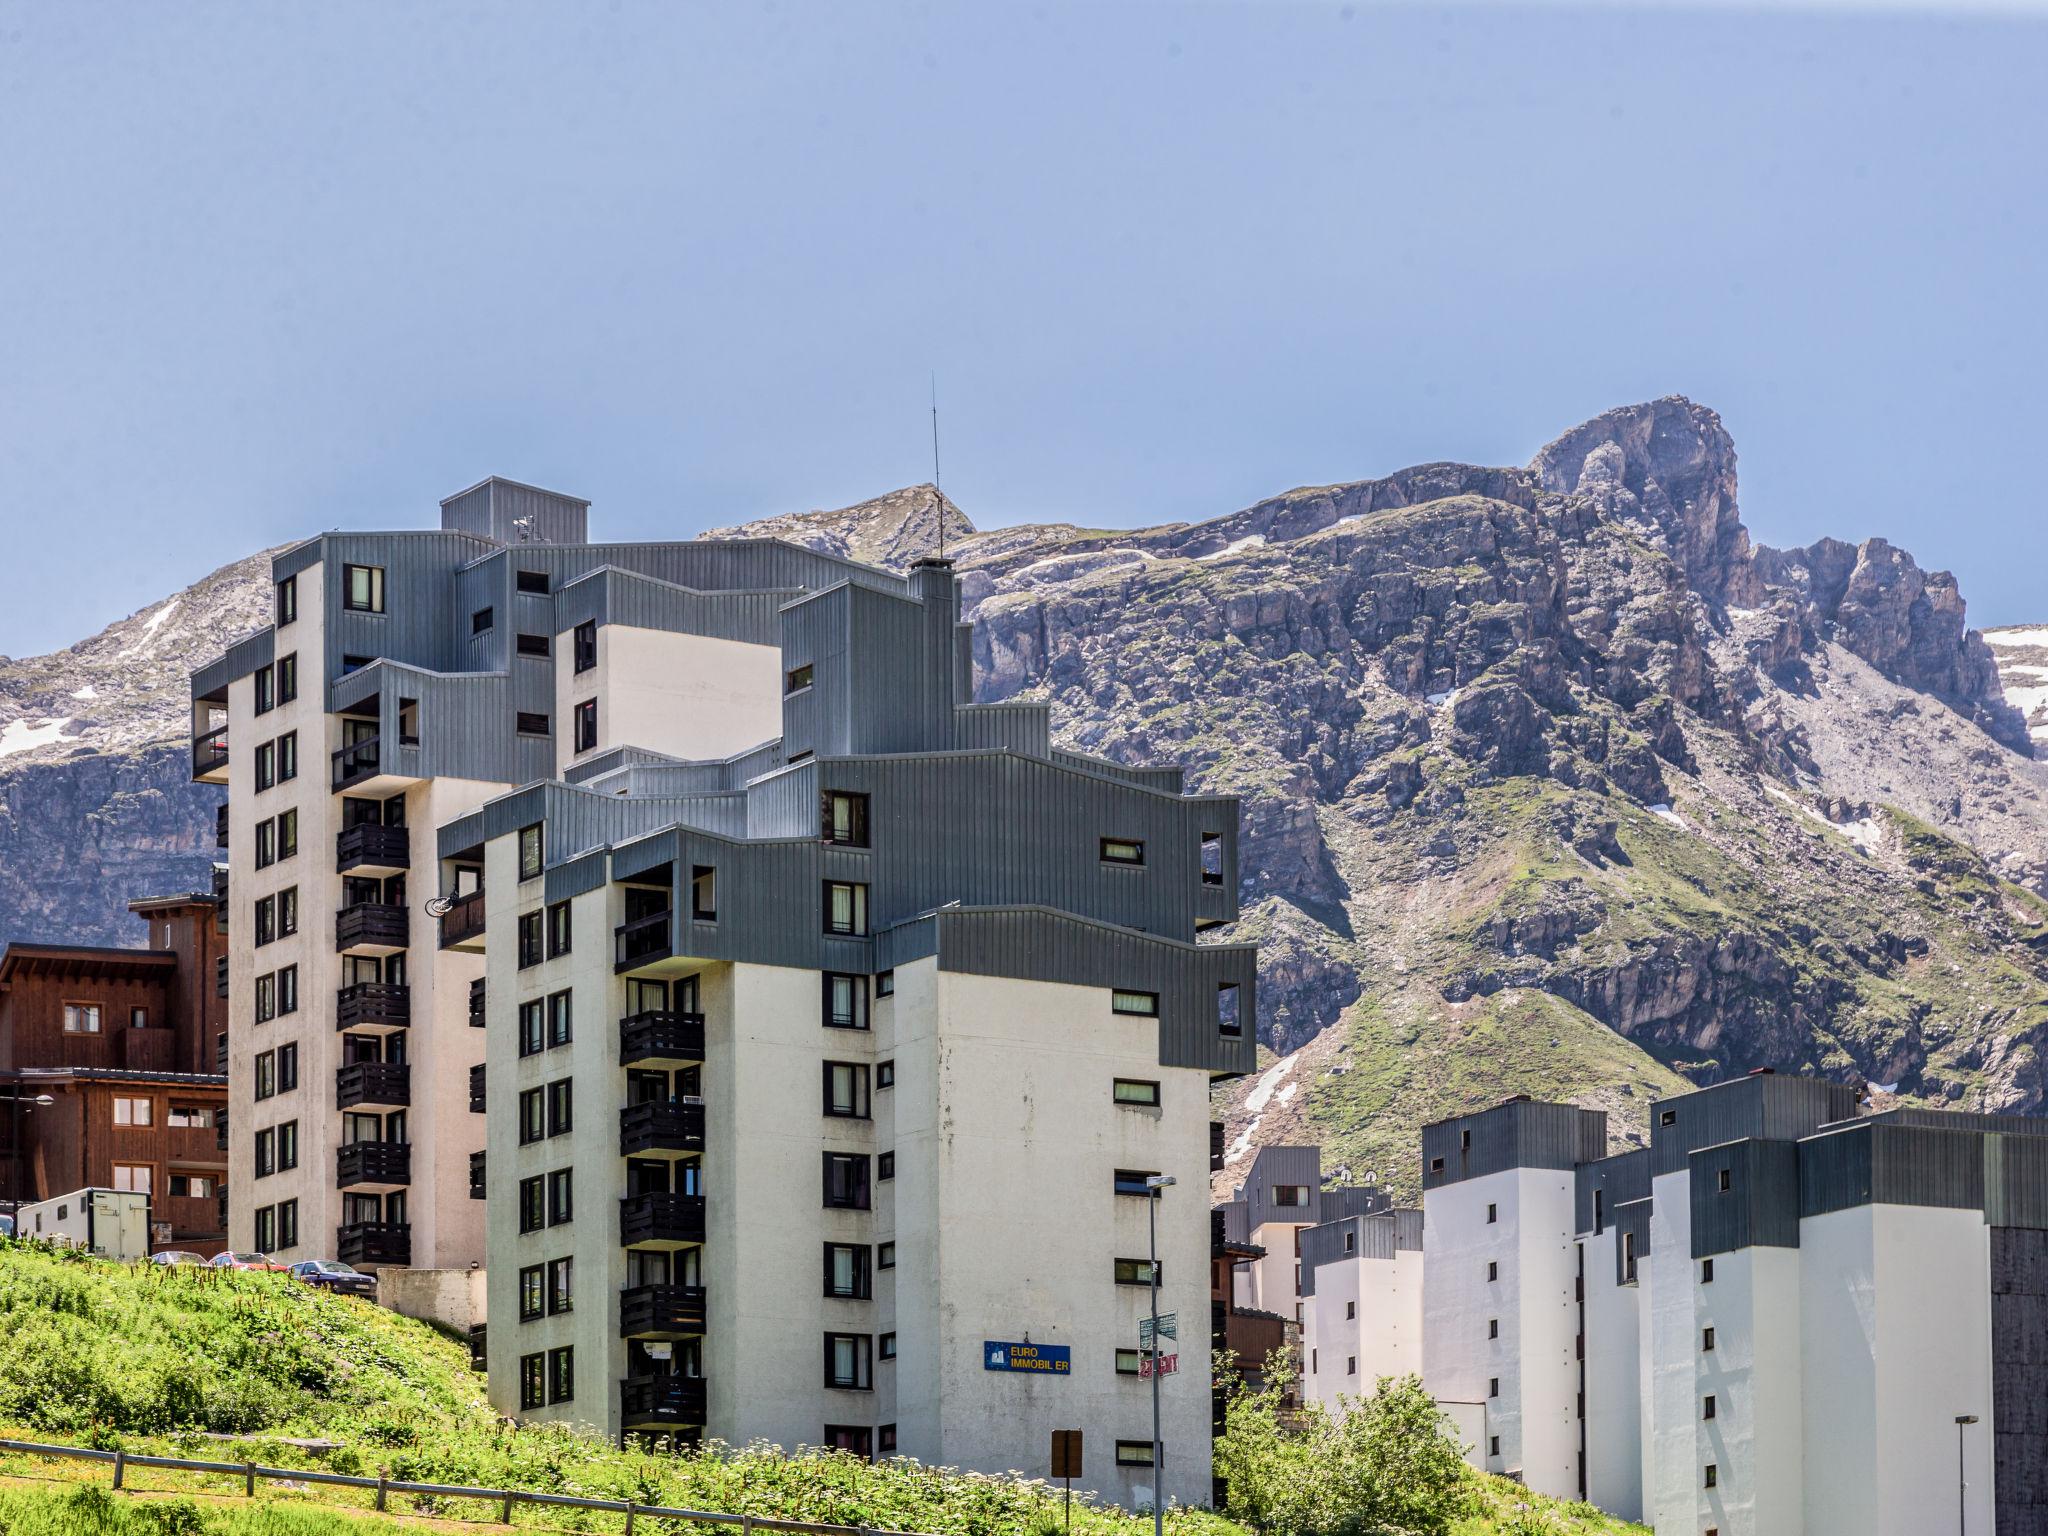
[149, 1249, 208, 1266]
[0, 1213, 13, 1237]
[208, 1250, 283, 1271]
[288, 1259, 375, 1297]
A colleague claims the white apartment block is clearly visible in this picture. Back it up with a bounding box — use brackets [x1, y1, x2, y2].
[1298, 1198, 1423, 1412]
[195, 478, 1258, 1507]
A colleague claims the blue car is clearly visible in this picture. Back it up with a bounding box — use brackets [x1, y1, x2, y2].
[288, 1259, 376, 1297]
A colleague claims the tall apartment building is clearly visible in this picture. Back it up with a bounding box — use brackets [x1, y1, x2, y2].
[1298, 1193, 1422, 1412]
[0, 894, 229, 1251]
[1219, 1145, 1327, 1324]
[1422, 1073, 2048, 1536]
[193, 480, 1255, 1506]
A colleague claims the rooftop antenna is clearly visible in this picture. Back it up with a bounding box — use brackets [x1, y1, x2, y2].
[930, 374, 945, 562]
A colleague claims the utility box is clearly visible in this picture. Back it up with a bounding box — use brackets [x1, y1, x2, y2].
[17, 1188, 152, 1261]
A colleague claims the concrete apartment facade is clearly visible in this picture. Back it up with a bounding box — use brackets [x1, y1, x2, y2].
[1298, 1198, 1422, 1412]
[1417, 1074, 2048, 1536]
[193, 480, 1255, 1507]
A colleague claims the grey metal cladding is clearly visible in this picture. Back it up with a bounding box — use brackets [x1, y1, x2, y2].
[1300, 1208, 1422, 1294]
[1234, 1145, 1323, 1228]
[1053, 749, 1185, 796]
[552, 566, 793, 645]
[1298, 1218, 1351, 1294]
[1987, 1134, 2048, 1231]
[439, 477, 590, 546]
[1610, 1197, 1651, 1287]
[1217, 1199, 1252, 1246]
[438, 781, 737, 866]
[1798, 1121, 1989, 1221]
[1420, 1099, 1608, 1192]
[1690, 1139, 1801, 1258]
[192, 626, 277, 701]
[1860, 1106, 2048, 1139]
[1576, 1148, 1651, 1235]
[1650, 1073, 1861, 1176]
[328, 660, 550, 789]
[1320, 1186, 1394, 1224]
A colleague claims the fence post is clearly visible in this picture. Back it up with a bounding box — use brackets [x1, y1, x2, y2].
[376, 1475, 389, 1511]
[624, 1503, 636, 1535]
[111, 1449, 125, 1490]
[244, 1462, 255, 1498]
[501, 1489, 515, 1523]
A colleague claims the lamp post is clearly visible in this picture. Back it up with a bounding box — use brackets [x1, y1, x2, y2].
[1144, 1174, 1176, 1536]
[1956, 1414, 1978, 1535]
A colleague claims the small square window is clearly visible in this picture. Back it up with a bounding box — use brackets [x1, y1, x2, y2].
[878, 1241, 895, 1269]
[516, 569, 551, 595]
[472, 607, 495, 635]
[1660, 1109, 1678, 1127]
[876, 1060, 895, 1089]
[1703, 1394, 1716, 1420]
[518, 823, 544, 880]
[343, 564, 385, 614]
[1429, 1156, 1445, 1173]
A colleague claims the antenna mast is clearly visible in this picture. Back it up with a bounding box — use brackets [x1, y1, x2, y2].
[930, 374, 945, 562]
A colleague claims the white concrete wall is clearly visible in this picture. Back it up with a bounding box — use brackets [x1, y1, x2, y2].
[378, 1265, 487, 1332]
[1304, 1248, 1422, 1415]
[1644, 1170, 1695, 1533]
[1243, 1222, 1309, 1322]
[1579, 1229, 1643, 1524]
[557, 624, 782, 774]
[1695, 1245, 1802, 1536]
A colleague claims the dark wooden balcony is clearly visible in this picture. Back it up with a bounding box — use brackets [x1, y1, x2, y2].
[614, 910, 672, 972]
[336, 1061, 410, 1112]
[619, 1284, 708, 1340]
[215, 803, 229, 848]
[468, 1063, 487, 1113]
[215, 1107, 229, 1153]
[335, 902, 409, 955]
[438, 890, 486, 951]
[336, 982, 410, 1032]
[214, 954, 228, 999]
[468, 976, 486, 1028]
[469, 1149, 487, 1199]
[619, 1011, 705, 1068]
[192, 723, 229, 782]
[332, 736, 382, 791]
[621, 1375, 707, 1431]
[619, 1191, 706, 1248]
[336, 1140, 411, 1190]
[619, 1100, 705, 1158]
[337, 1221, 410, 1269]
[1211, 1119, 1226, 1173]
[336, 822, 411, 875]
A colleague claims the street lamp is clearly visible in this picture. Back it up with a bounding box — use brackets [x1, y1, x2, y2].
[1143, 1174, 1175, 1536]
[1956, 1414, 1978, 1535]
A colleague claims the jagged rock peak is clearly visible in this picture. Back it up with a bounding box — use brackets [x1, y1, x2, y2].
[1529, 396, 1761, 607]
[704, 484, 976, 573]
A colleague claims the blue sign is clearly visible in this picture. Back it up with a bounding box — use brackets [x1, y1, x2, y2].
[984, 1340, 1071, 1375]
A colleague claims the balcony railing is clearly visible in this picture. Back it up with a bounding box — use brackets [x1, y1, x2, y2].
[191, 724, 229, 781]
[215, 1107, 229, 1154]
[1210, 1207, 1227, 1252]
[468, 1063, 486, 1113]
[336, 823, 411, 873]
[335, 1141, 411, 1189]
[468, 977, 486, 1028]
[214, 1033, 228, 1072]
[1210, 1120, 1226, 1173]
[438, 890, 486, 950]
[332, 736, 382, 791]
[335, 903, 409, 953]
[336, 1061, 411, 1111]
[619, 1284, 708, 1340]
[620, 1375, 708, 1431]
[614, 910, 673, 972]
[214, 803, 229, 848]
[469, 1149, 487, 1200]
[214, 955, 228, 1000]
[619, 1100, 705, 1157]
[337, 1221, 411, 1269]
[619, 1011, 705, 1068]
[336, 982, 410, 1031]
[619, 1191, 706, 1247]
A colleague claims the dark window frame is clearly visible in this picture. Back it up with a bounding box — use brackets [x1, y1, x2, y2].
[342, 564, 386, 615]
[1100, 836, 1145, 866]
[574, 698, 598, 753]
[823, 1331, 873, 1391]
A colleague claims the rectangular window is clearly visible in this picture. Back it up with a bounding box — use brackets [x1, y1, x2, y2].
[786, 663, 814, 693]
[516, 569, 551, 595]
[1347, 1356, 1357, 1375]
[1115, 1348, 1143, 1375]
[1489, 1436, 1501, 1459]
[1218, 982, 1243, 1037]
[1114, 1258, 1159, 1286]
[519, 1353, 544, 1410]
[1115, 1442, 1157, 1468]
[519, 1088, 544, 1145]
[823, 792, 870, 847]
[278, 964, 298, 1015]
[547, 901, 572, 957]
[1111, 989, 1158, 1018]
[688, 864, 717, 922]
[1623, 1232, 1638, 1284]
[1114, 1169, 1160, 1197]
[277, 808, 298, 860]
[876, 1060, 895, 1089]
[1704, 1464, 1718, 1489]
[519, 1264, 545, 1322]
[277, 653, 297, 704]
[1486, 1202, 1498, 1224]
[879, 1424, 896, 1456]
[471, 607, 495, 635]
[1100, 837, 1145, 865]
[823, 1243, 873, 1300]
[874, 969, 894, 998]
[254, 972, 277, 1023]
[1272, 1184, 1310, 1208]
[878, 1152, 894, 1180]
[878, 1242, 895, 1269]
[823, 1153, 871, 1211]
[255, 819, 276, 868]
[1487, 1260, 1498, 1282]
[343, 564, 386, 614]
[277, 731, 297, 782]
[823, 973, 868, 1030]
[879, 1332, 896, 1361]
[547, 1168, 573, 1225]
[1660, 1109, 1678, 1127]
[255, 741, 275, 792]
[278, 1198, 298, 1250]
[1488, 1377, 1498, 1398]
[823, 881, 868, 936]
[518, 911, 543, 969]
[1200, 831, 1223, 885]
[519, 823, 544, 880]
[547, 1256, 573, 1315]
[824, 1332, 873, 1390]
[63, 1002, 102, 1034]
[518, 1175, 544, 1234]
[277, 1120, 297, 1170]
[276, 575, 297, 626]
[1702, 1327, 1716, 1352]
[573, 620, 596, 673]
[1113, 1078, 1161, 1107]
[254, 1205, 275, 1252]
[1488, 1319, 1499, 1339]
[515, 711, 550, 737]
[1701, 1258, 1715, 1284]
[113, 1096, 153, 1127]
[111, 1162, 151, 1198]
[278, 885, 298, 937]
[546, 1078, 573, 1137]
[516, 632, 550, 658]
[278, 1041, 298, 1091]
[255, 1051, 276, 1100]
[167, 1105, 212, 1129]
[254, 664, 275, 715]
[1703, 1394, 1716, 1420]
[519, 999, 545, 1057]
[254, 1128, 275, 1178]
[547, 989, 573, 1048]
[824, 1062, 870, 1120]
[1718, 1167, 1732, 1192]
[574, 698, 597, 753]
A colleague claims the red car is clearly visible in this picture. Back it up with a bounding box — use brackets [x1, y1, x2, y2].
[207, 1250, 285, 1272]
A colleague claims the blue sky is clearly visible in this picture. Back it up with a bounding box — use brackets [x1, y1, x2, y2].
[1, 1, 2043, 656]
